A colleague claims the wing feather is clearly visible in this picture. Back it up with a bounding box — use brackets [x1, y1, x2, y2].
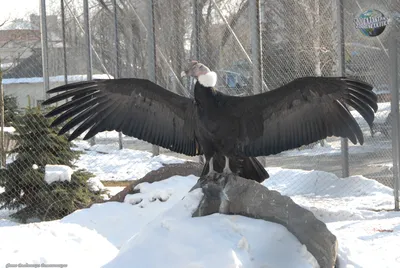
[231, 76, 377, 157]
[43, 78, 199, 156]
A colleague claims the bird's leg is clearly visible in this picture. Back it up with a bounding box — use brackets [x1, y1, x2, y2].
[206, 156, 217, 176]
[222, 156, 233, 174]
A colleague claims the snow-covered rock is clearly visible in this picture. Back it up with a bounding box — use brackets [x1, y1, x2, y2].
[104, 189, 319, 268]
[87, 177, 105, 192]
[2, 127, 15, 133]
[44, 165, 73, 184]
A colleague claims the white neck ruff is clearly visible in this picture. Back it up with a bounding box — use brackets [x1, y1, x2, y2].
[197, 71, 217, 87]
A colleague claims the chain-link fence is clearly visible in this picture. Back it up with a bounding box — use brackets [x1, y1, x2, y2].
[0, 0, 399, 222]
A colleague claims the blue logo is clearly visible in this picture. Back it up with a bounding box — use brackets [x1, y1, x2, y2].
[354, 9, 389, 37]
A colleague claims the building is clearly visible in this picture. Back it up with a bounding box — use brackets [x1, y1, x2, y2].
[0, 14, 58, 66]
[0, 29, 41, 66]
[3, 48, 111, 108]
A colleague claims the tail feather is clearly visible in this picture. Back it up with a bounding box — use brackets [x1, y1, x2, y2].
[200, 154, 269, 183]
[242, 157, 269, 182]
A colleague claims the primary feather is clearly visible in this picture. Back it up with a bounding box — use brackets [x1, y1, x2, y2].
[43, 78, 199, 156]
[43, 62, 377, 183]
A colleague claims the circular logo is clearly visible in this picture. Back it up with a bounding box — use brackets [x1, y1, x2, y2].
[354, 9, 389, 37]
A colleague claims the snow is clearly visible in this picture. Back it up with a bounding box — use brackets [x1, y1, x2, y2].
[44, 165, 73, 184]
[1, 62, 13, 69]
[93, 130, 137, 141]
[62, 175, 198, 249]
[264, 167, 395, 223]
[73, 141, 185, 181]
[71, 130, 137, 143]
[281, 138, 391, 157]
[105, 189, 318, 268]
[332, 218, 400, 268]
[87, 177, 105, 192]
[365, 102, 391, 124]
[264, 167, 392, 199]
[107, 186, 125, 196]
[0, 221, 118, 268]
[280, 102, 392, 157]
[2, 127, 15, 133]
[0, 145, 399, 267]
[2, 74, 113, 85]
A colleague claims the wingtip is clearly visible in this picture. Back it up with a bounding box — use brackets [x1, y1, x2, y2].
[58, 128, 68, 136]
[50, 121, 59, 128]
[67, 132, 79, 142]
[83, 132, 95, 141]
[41, 99, 51, 106]
[45, 110, 58, 118]
[342, 77, 374, 89]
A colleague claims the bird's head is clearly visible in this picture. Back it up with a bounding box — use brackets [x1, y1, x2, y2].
[181, 60, 217, 88]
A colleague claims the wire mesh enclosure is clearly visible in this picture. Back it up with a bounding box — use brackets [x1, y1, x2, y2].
[0, 0, 399, 221]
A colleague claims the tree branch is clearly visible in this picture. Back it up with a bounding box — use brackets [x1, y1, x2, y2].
[220, 0, 248, 50]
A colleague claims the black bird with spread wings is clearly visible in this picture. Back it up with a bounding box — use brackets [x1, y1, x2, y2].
[42, 61, 377, 183]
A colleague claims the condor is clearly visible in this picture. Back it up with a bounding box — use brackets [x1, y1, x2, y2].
[43, 61, 377, 183]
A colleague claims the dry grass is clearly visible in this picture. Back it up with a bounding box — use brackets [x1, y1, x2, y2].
[101, 180, 133, 187]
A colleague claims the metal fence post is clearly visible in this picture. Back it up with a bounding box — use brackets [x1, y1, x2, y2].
[61, 0, 68, 85]
[83, 0, 95, 146]
[249, 0, 263, 95]
[249, 0, 267, 167]
[192, 0, 200, 61]
[192, 0, 204, 164]
[146, 0, 159, 156]
[390, 34, 400, 211]
[40, 0, 50, 101]
[112, 0, 123, 150]
[334, 0, 349, 178]
[192, 0, 201, 93]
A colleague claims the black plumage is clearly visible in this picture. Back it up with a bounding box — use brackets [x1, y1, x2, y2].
[42, 61, 377, 183]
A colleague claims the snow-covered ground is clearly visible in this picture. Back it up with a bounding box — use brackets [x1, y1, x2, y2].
[280, 102, 392, 157]
[72, 139, 185, 181]
[0, 145, 399, 268]
[0, 105, 398, 267]
[280, 138, 390, 157]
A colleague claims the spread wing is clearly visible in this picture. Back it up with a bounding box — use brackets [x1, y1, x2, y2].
[42, 78, 200, 156]
[230, 77, 377, 157]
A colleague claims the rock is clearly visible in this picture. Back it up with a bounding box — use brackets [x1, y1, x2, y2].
[191, 173, 338, 268]
[94, 162, 203, 205]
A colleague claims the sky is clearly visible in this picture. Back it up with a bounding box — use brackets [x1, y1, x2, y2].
[0, 0, 39, 25]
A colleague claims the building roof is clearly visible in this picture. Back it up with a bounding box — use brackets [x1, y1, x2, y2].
[3, 49, 43, 78]
[3, 48, 109, 82]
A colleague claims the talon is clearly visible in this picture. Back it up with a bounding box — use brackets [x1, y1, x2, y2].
[223, 156, 233, 174]
[206, 156, 217, 176]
